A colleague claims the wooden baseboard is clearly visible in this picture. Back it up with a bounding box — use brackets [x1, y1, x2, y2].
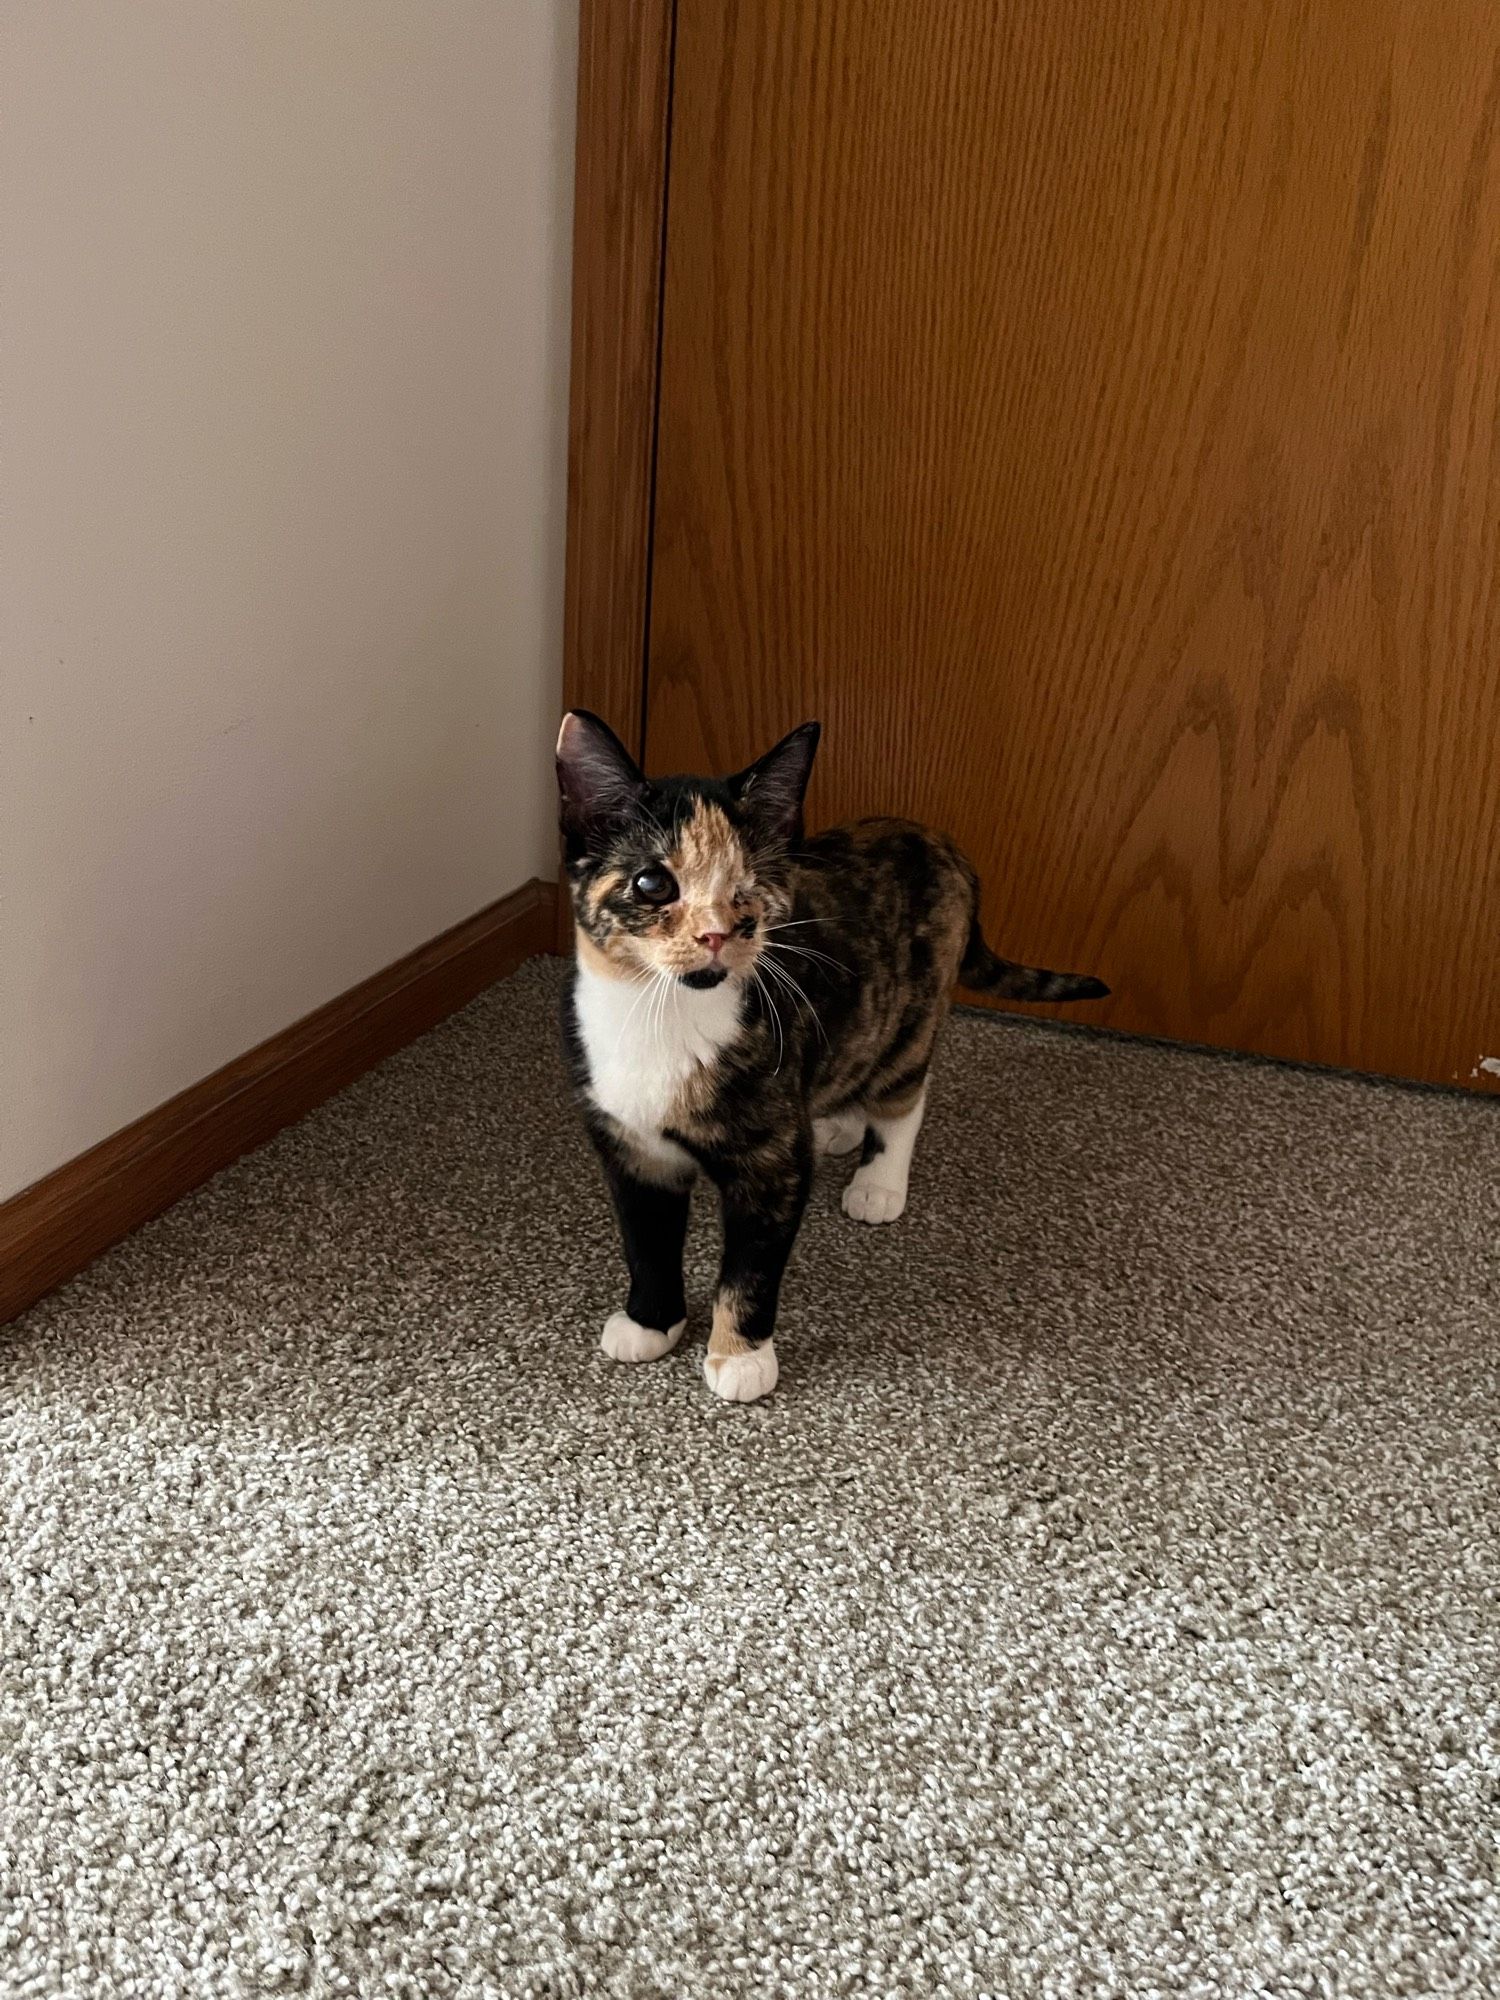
[0, 878, 558, 1326]
[554, 872, 575, 954]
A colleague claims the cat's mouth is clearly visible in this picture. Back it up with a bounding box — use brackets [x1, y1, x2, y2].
[680, 965, 730, 990]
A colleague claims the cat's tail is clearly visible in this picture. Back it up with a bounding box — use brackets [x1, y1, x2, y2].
[960, 920, 1110, 1005]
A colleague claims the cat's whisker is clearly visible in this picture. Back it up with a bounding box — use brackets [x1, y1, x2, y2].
[648, 966, 674, 1046]
[649, 968, 672, 1032]
[609, 964, 663, 1059]
[759, 949, 829, 1048]
[637, 800, 672, 847]
[750, 964, 786, 1073]
[765, 939, 849, 976]
[770, 953, 829, 1022]
[626, 965, 667, 1059]
[756, 948, 798, 998]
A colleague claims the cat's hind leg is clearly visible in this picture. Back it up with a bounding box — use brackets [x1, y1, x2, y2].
[842, 1083, 926, 1225]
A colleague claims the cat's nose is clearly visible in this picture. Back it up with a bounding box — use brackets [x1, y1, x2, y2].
[697, 930, 729, 955]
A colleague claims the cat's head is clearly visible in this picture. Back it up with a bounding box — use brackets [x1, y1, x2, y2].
[556, 711, 820, 988]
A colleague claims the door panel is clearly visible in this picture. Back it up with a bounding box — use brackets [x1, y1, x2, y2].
[645, 0, 1500, 1087]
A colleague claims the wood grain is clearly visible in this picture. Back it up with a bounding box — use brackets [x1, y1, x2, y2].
[646, 0, 1500, 1089]
[558, 0, 677, 944]
[0, 880, 557, 1325]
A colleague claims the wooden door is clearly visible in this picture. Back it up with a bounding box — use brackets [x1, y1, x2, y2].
[642, 0, 1500, 1090]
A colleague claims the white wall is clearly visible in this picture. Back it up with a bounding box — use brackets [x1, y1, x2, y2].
[1, 2, 576, 1200]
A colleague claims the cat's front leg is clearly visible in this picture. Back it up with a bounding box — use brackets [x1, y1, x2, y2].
[598, 1150, 692, 1363]
[702, 1139, 812, 1404]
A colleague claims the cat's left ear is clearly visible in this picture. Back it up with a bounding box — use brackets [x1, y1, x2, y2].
[729, 721, 821, 847]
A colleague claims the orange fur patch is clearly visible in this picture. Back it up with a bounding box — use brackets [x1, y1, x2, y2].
[670, 802, 744, 909]
[707, 1288, 754, 1358]
[575, 929, 639, 982]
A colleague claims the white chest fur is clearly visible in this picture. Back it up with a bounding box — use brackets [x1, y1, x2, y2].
[573, 962, 743, 1173]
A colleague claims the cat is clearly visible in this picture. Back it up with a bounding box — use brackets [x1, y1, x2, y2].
[556, 709, 1108, 1404]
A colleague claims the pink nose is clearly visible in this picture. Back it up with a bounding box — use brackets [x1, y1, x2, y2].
[698, 930, 729, 955]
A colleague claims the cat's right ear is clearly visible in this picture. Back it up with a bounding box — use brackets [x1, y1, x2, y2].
[555, 710, 646, 850]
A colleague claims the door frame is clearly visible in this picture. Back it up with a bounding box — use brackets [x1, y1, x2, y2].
[558, 0, 677, 945]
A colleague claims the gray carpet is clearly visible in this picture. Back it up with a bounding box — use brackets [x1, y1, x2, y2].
[3, 957, 1498, 1998]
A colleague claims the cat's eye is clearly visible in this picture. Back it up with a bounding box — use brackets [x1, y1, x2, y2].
[631, 866, 678, 906]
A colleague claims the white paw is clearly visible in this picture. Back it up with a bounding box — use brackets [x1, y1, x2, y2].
[815, 1111, 865, 1157]
[842, 1171, 908, 1225]
[704, 1341, 779, 1403]
[601, 1312, 686, 1363]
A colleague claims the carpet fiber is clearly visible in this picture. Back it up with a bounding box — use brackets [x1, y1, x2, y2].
[4, 957, 1498, 1998]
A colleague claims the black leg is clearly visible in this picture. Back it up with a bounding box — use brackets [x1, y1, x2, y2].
[704, 1137, 812, 1391]
[602, 1157, 692, 1334]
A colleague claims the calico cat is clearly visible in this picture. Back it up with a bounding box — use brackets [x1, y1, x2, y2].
[557, 710, 1108, 1404]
